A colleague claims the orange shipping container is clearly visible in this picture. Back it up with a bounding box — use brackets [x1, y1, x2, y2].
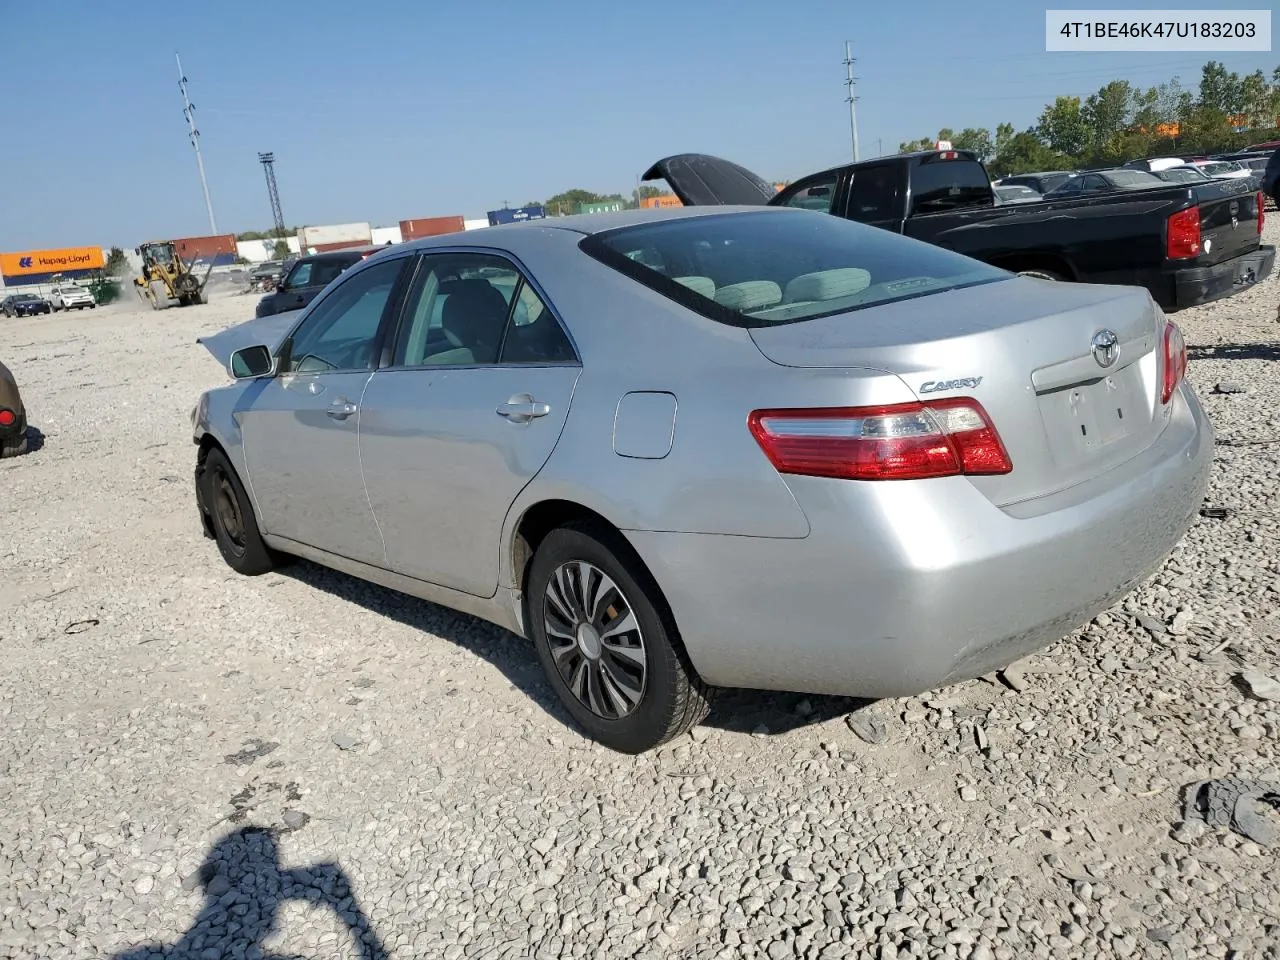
[1, 245, 104, 279]
[171, 233, 238, 263]
[641, 195, 682, 209]
[399, 216, 465, 240]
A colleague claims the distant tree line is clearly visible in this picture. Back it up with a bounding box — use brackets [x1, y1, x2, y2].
[898, 60, 1280, 176]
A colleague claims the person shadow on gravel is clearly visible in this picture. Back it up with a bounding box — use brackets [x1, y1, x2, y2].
[111, 825, 388, 960]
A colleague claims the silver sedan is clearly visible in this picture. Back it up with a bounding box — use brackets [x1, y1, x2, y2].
[192, 206, 1213, 753]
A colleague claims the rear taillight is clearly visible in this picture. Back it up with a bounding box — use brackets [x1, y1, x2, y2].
[1258, 191, 1265, 235]
[748, 398, 1012, 481]
[0, 409, 14, 427]
[1166, 207, 1201, 259]
[1161, 320, 1187, 405]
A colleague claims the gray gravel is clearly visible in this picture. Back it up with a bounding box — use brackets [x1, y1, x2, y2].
[2, 229, 1279, 959]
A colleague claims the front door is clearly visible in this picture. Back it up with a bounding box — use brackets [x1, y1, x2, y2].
[359, 251, 581, 597]
[240, 254, 410, 564]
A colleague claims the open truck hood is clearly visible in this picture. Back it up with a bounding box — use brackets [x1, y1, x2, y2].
[196, 309, 302, 369]
[642, 154, 777, 207]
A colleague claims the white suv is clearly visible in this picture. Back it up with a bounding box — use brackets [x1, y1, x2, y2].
[50, 285, 96, 311]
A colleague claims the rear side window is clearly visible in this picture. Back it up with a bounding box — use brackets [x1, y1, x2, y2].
[579, 209, 1009, 328]
[908, 158, 994, 214]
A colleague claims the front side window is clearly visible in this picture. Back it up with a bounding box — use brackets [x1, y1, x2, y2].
[579, 209, 1009, 328]
[283, 257, 405, 373]
[778, 174, 839, 212]
[284, 261, 313, 288]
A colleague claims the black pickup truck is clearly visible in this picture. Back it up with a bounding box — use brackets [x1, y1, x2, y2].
[643, 150, 1275, 312]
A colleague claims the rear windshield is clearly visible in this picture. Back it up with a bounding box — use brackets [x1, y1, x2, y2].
[908, 158, 994, 214]
[579, 210, 1010, 328]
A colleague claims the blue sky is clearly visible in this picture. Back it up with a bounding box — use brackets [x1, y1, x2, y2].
[0, 0, 1274, 250]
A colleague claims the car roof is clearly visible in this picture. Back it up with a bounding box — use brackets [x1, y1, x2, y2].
[297, 245, 384, 262]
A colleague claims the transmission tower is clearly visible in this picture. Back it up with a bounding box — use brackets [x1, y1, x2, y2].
[176, 52, 217, 234]
[843, 41, 861, 162]
[258, 152, 286, 238]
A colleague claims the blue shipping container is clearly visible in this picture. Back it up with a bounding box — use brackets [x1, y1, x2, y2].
[486, 206, 547, 227]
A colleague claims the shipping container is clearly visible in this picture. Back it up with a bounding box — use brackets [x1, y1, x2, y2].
[296, 222, 372, 252]
[371, 225, 403, 246]
[463, 218, 489, 231]
[486, 206, 547, 227]
[640, 195, 682, 209]
[577, 200, 625, 215]
[399, 215, 465, 241]
[0, 246, 105, 285]
[172, 233, 237, 267]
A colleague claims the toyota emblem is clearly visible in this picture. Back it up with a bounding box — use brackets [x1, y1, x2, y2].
[1091, 329, 1120, 368]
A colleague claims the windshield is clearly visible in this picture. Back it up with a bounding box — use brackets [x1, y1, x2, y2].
[1156, 167, 1209, 182]
[579, 210, 1010, 328]
[1105, 170, 1165, 188]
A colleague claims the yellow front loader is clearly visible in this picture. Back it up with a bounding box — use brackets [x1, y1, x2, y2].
[132, 241, 213, 309]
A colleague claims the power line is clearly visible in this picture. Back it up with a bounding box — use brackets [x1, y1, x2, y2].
[258, 152, 286, 239]
[843, 41, 860, 162]
[176, 52, 217, 235]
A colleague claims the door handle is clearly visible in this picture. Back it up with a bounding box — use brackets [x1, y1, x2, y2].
[326, 398, 358, 420]
[496, 395, 551, 423]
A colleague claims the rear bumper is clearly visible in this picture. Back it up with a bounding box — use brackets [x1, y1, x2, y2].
[1170, 243, 1275, 310]
[627, 384, 1213, 698]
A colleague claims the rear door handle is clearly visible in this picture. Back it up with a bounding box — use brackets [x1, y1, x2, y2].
[327, 398, 358, 420]
[496, 395, 551, 423]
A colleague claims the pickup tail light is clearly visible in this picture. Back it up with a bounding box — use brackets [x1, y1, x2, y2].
[1166, 206, 1201, 259]
[748, 399, 1012, 481]
[1161, 320, 1187, 404]
[0, 408, 15, 427]
[1258, 191, 1266, 235]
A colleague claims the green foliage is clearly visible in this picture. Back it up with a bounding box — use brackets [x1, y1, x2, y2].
[897, 58, 1280, 176]
[104, 246, 129, 277]
[271, 239, 291, 259]
[236, 227, 299, 241]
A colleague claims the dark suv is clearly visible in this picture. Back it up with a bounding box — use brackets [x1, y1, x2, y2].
[253, 247, 385, 318]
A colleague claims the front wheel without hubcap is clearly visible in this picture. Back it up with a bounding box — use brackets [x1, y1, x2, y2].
[528, 522, 710, 753]
[199, 447, 278, 575]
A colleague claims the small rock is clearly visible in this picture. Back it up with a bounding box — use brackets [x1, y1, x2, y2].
[1213, 380, 1245, 394]
[1046, 828, 1070, 844]
[689, 726, 709, 743]
[133, 875, 154, 896]
[1236, 724, 1265, 740]
[784, 862, 814, 883]
[331, 731, 359, 751]
[1137, 615, 1168, 637]
[1169, 610, 1194, 636]
[281, 810, 309, 830]
[959, 786, 978, 802]
[998, 664, 1027, 692]
[846, 712, 887, 745]
[1146, 927, 1175, 944]
[206, 873, 231, 897]
[751, 724, 770, 738]
[1240, 669, 1280, 702]
[1172, 820, 1206, 844]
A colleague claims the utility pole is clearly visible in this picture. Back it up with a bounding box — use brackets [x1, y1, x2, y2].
[843, 41, 860, 162]
[258, 152, 286, 238]
[176, 52, 217, 234]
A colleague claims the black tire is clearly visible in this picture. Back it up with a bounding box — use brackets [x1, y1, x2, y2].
[0, 433, 28, 459]
[526, 520, 711, 753]
[1018, 268, 1066, 281]
[198, 447, 276, 575]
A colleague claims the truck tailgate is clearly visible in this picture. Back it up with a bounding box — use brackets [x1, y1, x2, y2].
[1190, 180, 1264, 265]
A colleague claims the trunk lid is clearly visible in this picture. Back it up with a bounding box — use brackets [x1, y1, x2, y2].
[196, 309, 302, 368]
[1190, 178, 1264, 265]
[748, 276, 1172, 507]
[641, 154, 776, 207]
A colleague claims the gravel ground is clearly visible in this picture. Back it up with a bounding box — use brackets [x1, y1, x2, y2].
[1, 232, 1278, 960]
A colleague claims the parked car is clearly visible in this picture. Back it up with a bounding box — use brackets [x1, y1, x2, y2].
[49, 284, 97, 311]
[1121, 157, 1191, 173]
[1185, 159, 1254, 182]
[253, 247, 384, 318]
[642, 149, 1274, 312]
[994, 171, 1075, 194]
[1, 293, 51, 317]
[0, 359, 28, 457]
[1040, 168, 1170, 197]
[192, 206, 1212, 753]
[993, 183, 1042, 204]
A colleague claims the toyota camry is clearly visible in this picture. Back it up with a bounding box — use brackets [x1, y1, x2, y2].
[192, 205, 1212, 753]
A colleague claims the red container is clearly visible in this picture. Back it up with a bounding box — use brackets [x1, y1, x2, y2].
[171, 233, 237, 262]
[399, 215, 465, 241]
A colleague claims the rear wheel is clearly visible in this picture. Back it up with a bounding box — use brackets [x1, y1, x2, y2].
[198, 447, 276, 575]
[148, 281, 171, 310]
[527, 521, 711, 753]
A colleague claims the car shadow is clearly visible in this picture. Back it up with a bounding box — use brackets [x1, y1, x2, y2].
[279, 559, 873, 742]
[110, 824, 388, 960]
[24, 425, 46, 454]
[1188, 342, 1280, 363]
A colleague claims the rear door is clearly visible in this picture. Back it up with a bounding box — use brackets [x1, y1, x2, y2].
[359, 251, 582, 597]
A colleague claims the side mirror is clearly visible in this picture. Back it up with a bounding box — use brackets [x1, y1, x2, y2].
[228, 344, 276, 380]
